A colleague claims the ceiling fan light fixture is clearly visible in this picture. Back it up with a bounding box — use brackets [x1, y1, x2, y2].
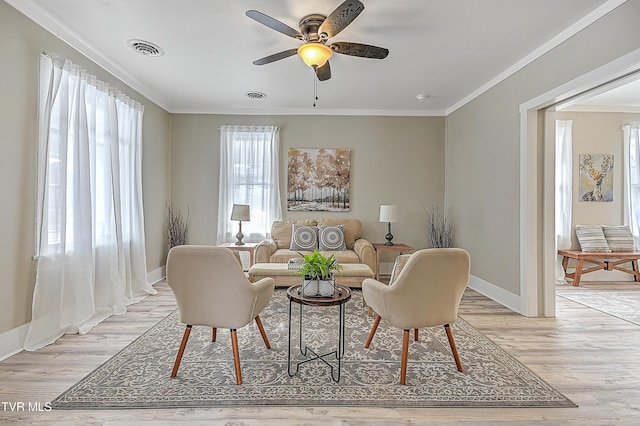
[297, 43, 333, 68]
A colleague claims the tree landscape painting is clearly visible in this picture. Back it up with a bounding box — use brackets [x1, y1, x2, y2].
[288, 148, 350, 211]
[579, 153, 613, 201]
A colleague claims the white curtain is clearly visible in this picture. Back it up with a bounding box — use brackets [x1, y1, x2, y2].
[623, 122, 640, 249]
[25, 55, 156, 351]
[555, 120, 573, 284]
[217, 125, 282, 245]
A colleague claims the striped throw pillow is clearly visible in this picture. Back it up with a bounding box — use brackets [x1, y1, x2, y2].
[602, 225, 636, 252]
[575, 225, 611, 252]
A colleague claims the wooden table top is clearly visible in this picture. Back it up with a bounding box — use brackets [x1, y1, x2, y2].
[286, 284, 351, 307]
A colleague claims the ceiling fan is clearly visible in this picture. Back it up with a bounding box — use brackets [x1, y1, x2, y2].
[246, 0, 389, 81]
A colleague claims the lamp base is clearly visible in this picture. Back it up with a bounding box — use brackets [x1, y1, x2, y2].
[384, 222, 394, 246]
[235, 222, 245, 245]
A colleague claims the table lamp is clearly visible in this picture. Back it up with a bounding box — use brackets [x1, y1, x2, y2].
[379, 204, 398, 246]
[230, 204, 250, 245]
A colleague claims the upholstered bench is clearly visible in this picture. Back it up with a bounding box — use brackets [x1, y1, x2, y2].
[248, 263, 374, 288]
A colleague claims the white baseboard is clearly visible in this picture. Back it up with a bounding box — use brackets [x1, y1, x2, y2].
[147, 265, 166, 284]
[0, 323, 29, 362]
[468, 274, 522, 314]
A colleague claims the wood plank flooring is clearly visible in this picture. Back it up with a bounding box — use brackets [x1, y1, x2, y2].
[1, 280, 640, 425]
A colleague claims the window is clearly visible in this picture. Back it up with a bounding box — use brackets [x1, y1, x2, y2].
[217, 126, 282, 244]
[26, 55, 154, 351]
[624, 123, 640, 247]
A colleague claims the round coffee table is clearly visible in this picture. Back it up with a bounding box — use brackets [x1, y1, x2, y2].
[286, 284, 351, 382]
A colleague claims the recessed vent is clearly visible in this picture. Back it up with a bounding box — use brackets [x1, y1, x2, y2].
[246, 91, 267, 100]
[128, 40, 164, 57]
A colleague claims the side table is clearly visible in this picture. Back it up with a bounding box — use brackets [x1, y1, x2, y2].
[371, 242, 414, 280]
[286, 284, 351, 382]
[218, 242, 257, 272]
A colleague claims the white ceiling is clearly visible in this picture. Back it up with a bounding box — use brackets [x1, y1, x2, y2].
[8, 0, 633, 116]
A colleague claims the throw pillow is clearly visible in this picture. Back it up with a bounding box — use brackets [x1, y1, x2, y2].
[318, 225, 346, 251]
[602, 225, 636, 252]
[575, 225, 611, 252]
[289, 225, 318, 251]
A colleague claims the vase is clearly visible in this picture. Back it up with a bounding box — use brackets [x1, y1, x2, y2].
[302, 275, 335, 297]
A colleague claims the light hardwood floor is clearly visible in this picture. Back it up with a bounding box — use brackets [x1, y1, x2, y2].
[1, 280, 640, 425]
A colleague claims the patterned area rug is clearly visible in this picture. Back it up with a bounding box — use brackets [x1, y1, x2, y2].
[558, 291, 640, 325]
[52, 290, 574, 409]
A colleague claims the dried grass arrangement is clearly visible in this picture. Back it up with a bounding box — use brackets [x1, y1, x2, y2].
[166, 202, 189, 249]
[426, 204, 453, 248]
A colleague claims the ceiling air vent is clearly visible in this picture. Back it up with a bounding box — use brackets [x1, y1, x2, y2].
[246, 91, 267, 100]
[128, 39, 164, 57]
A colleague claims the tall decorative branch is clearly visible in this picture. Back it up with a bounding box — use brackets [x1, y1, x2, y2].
[166, 202, 189, 249]
[424, 203, 453, 248]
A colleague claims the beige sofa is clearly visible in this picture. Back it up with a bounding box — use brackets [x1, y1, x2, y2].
[254, 219, 376, 273]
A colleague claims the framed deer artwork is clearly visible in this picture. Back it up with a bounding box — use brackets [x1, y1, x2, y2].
[578, 153, 613, 202]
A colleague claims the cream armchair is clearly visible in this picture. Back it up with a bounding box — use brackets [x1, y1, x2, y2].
[362, 248, 470, 385]
[166, 245, 275, 385]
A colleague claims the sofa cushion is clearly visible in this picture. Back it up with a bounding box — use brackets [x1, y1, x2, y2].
[575, 225, 611, 252]
[318, 225, 346, 251]
[602, 225, 636, 252]
[271, 220, 317, 249]
[269, 249, 361, 265]
[320, 250, 360, 265]
[317, 219, 361, 249]
[289, 224, 319, 251]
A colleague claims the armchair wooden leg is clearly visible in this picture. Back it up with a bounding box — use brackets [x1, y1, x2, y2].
[401, 329, 410, 385]
[365, 315, 382, 348]
[254, 315, 271, 349]
[171, 325, 192, 378]
[444, 324, 463, 372]
[212, 327, 217, 342]
[414, 329, 419, 342]
[230, 329, 242, 385]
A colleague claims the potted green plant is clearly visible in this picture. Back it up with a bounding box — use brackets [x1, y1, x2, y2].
[297, 250, 342, 297]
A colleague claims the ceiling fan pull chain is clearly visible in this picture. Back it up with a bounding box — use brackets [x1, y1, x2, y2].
[313, 70, 318, 107]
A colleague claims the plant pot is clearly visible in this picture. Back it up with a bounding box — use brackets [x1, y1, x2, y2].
[302, 275, 335, 297]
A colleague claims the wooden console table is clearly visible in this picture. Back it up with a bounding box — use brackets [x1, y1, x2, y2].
[372, 243, 414, 280]
[558, 249, 640, 286]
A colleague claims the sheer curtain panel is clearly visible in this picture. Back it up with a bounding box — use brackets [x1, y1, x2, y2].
[555, 120, 573, 284]
[25, 55, 156, 351]
[217, 125, 282, 245]
[623, 122, 640, 249]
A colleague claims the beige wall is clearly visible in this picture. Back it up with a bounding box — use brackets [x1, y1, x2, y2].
[446, 0, 640, 296]
[0, 1, 171, 334]
[170, 114, 445, 267]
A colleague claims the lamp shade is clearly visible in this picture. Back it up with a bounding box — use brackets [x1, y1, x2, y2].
[298, 43, 333, 68]
[379, 204, 398, 223]
[230, 204, 250, 221]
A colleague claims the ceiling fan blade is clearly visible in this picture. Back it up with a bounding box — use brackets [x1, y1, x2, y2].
[246, 10, 304, 40]
[330, 42, 389, 59]
[315, 62, 331, 81]
[318, 0, 365, 39]
[252, 49, 299, 65]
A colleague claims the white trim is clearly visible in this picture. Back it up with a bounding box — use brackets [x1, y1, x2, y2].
[468, 275, 521, 315]
[147, 266, 166, 284]
[519, 48, 640, 317]
[0, 323, 29, 362]
[446, 0, 628, 115]
[169, 106, 446, 117]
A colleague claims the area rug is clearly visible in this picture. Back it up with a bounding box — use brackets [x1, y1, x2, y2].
[558, 291, 640, 326]
[52, 289, 575, 409]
